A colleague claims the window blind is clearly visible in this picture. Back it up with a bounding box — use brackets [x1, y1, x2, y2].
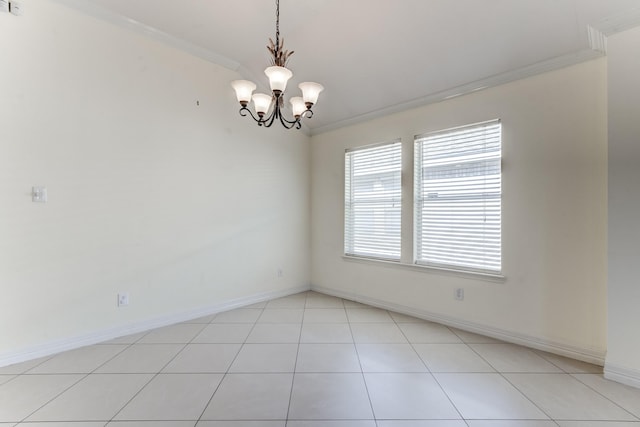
[345, 141, 402, 261]
[414, 120, 501, 274]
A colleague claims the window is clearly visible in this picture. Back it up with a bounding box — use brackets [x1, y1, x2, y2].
[345, 141, 402, 261]
[414, 120, 501, 274]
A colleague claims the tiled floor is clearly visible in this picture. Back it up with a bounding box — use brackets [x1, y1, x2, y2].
[1, 291, 639, 426]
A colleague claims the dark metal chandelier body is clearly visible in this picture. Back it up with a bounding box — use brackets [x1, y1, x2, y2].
[231, 0, 323, 129]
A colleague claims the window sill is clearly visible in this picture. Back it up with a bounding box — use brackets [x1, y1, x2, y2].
[342, 255, 506, 283]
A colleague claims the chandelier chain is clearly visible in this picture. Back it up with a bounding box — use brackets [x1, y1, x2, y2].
[275, 0, 280, 52]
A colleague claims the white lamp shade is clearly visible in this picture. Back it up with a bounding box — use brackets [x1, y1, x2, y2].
[264, 66, 293, 93]
[299, 82, 324, 105]
[252, 93, 273, 115]
[290, 97, 305, 117]
[231, 80, 257, 104]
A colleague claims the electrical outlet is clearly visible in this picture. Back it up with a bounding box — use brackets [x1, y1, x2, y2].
[455, 288, 464, 301]
[117, 293, 130, 307]
[277, 268, 283, 278]
[9, 0, 23, 16]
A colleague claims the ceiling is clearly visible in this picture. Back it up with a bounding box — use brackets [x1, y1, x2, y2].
[62, 0, 640, 134]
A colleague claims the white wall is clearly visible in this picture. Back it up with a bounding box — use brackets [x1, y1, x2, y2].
[0, 0, 310, 363]
[606, 26, 640, 387]
[311, 60, 608, 362]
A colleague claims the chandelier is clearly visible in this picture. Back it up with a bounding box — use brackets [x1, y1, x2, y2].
[231, 0, 323, 130]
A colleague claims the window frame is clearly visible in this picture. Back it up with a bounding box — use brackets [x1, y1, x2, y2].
[413, 119, 502, 275]
[344, 140, 402, 262]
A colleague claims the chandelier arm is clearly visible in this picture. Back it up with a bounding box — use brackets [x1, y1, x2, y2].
[278, 111, 301, 129]
[239, 106, 264, 124]
[261, 105, 279, 128]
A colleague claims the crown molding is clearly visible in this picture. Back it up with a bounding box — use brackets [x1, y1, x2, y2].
[50, 0, 240, 71]
[49, 0, 640, 136]
[595, 7, 640, 36]
[309, 47, 604, 136]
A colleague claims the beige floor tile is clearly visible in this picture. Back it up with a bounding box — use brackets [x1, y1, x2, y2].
[27, 345, 127, 374]
[435, 373, 549, 420]
[288, 422, 376, 427]
[197, 422, 284, 427]
[192, 323, 253, 343]
[573, 374, 640, 418]
[266, 294, 307, 309]
[23, 423, 107, 426]
[229, 344, 298, 373]
[505, 373, 638, 421]
[414, 343, 495, 373]
[0, 374, 83, 422]
[377, 422, 467, 427]
[258, 308, 304, 323]
[108, 422, 194, 427]
[535, 352, 602, 374]
[346, 308, 394, 323]
[114, 373, 222, 421]
[466, 422, 557, 427]
[556, 422, 640, 426]
[305, 295, 345, 308]
[95, 344, 184, 373]
[350, 323, 407, 343]
[212, 308, 262, 323]
[26, 373, 152, 421]
[0, 376, 15, 386]
[162, 343, 241, 373]
[0, 356, 52, 375]
[201, 373, 293, 420]
[398, 323, 462, 343]
[296, 344, 361, 373]
[365, 373, 460, 419]
[289, 373, 373, 420]
[470, 344, 563, 373]
[136, 323, 206, 344]
[303, 308, 348, 323]
[4, 292, 635, 426]
[300, 323, 354, 343]
[246, 323, 301, 343]
[356, 343, 427, 373]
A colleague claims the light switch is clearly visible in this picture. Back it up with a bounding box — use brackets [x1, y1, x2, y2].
[32, 186, 48, 203]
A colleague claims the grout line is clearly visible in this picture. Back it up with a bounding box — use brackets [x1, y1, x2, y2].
[570, 373, 640, 421]
[394, 317, 468, 424]
[194, 303, 267, 424]
[284, 291, 309, 423]
[468, 342, 557, 423]
[345, 299, 379, 427]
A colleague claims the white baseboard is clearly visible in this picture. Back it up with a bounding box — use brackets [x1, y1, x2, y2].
[604, 363, 640, 389]
[312, 285, 606, 366]
[0, 285, 310, 368]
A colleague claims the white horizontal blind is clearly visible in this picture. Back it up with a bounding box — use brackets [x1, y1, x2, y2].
[414, 120, 501, 274]
[345, 141, 402, 261]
